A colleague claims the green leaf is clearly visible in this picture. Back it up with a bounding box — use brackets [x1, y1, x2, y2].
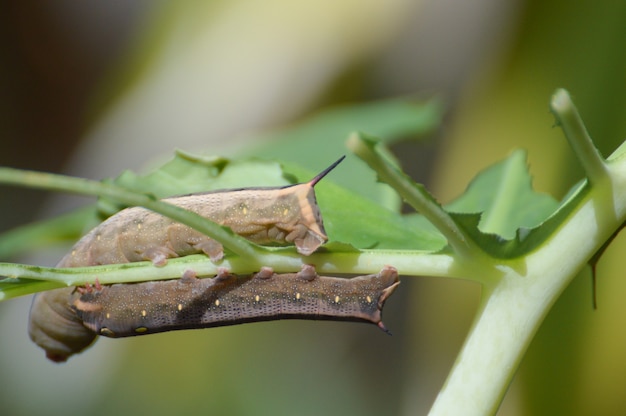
[0, 207, 95, 260]
[446, 150, 559, 239]
[247, 97, 441, 166]
[0, 97, 441, 260]
[348, 134, 566, 259]
[282, 162, 446, 251]
[442, 151, 588, 259]
[97, 153, 290, 217]
[439, 149, 569, 258]
[0, 278, 62, 301]
[245, 97, 442, 209]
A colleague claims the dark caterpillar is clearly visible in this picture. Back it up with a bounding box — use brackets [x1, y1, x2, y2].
[29, 266, 399, 362]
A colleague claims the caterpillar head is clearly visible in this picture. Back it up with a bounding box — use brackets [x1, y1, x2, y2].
[28, 288, 97, 362]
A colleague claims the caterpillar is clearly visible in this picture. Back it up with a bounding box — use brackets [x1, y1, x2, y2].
[57, 156, 344, 268]
[29, 266, 399, 362]
[27, 156, 401, 362]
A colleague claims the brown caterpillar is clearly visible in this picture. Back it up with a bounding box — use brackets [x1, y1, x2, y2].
[28, 156, 398, 362]
[59, 156, 344, 267]
[29, 266, 399, 362]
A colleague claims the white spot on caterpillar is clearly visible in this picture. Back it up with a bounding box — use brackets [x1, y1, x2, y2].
[100, 328, 114, 336]
[366, 296, 372, 303]
[296, 292, 301, 300]
[334, 296, 340, 303]
[177, 303, 183, 311]
[105, 312, 111, 319]
[254, 295, 260, 302]
[141, 310, 147, 317]
[215, 299, 220, 307]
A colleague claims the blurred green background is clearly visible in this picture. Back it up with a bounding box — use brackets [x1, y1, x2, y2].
[1, 1, 625, 415]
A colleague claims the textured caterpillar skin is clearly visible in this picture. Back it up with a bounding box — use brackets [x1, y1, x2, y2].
[59, 156, 344, 268]
[28, 158, 345, 362]
[74, 266, 399, 338]
[28, 266, 399, 362]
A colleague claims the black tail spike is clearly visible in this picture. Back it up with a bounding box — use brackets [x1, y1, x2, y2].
[308, 155, 346, 187]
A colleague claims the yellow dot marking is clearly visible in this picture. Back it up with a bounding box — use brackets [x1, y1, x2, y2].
[96, 235, 101, 241]
[296, 292, 301, 300]
[215, 299, 220, 307]
[366, 296, 372, 303]
[137, 223, 142, 230]
[283, 208, 289, 216]
[71, 250, 76, 257]
[177, 303, 183, 311]
[141, 309, 147, 317]
[135, 327, 148, 333]
[105, 312, 111, 319]
[100, 328, 114, 336]
[334, 296, 340, 303]
[255, 295, 260, 302]
[242, 206, 248, 215]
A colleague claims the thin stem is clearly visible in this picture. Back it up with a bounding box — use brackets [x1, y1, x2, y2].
[0, 249, 468, 301]
[0, 167, 263, 262]
[550, 89, 608, 185]
[347, 133, 484, 260]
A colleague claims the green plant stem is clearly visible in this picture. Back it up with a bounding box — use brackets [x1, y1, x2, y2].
[0, 167, 262, 262]
[0, 249, 464, 300]
[347, 133, 485, 261]
[428, 169, 626, 414]
[550, 89, 608, 184]
[428, 89, 626, 415]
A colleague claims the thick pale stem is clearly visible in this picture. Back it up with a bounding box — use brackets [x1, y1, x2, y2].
[428, 90, 626, 415]
[428, 162, 626, 415]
